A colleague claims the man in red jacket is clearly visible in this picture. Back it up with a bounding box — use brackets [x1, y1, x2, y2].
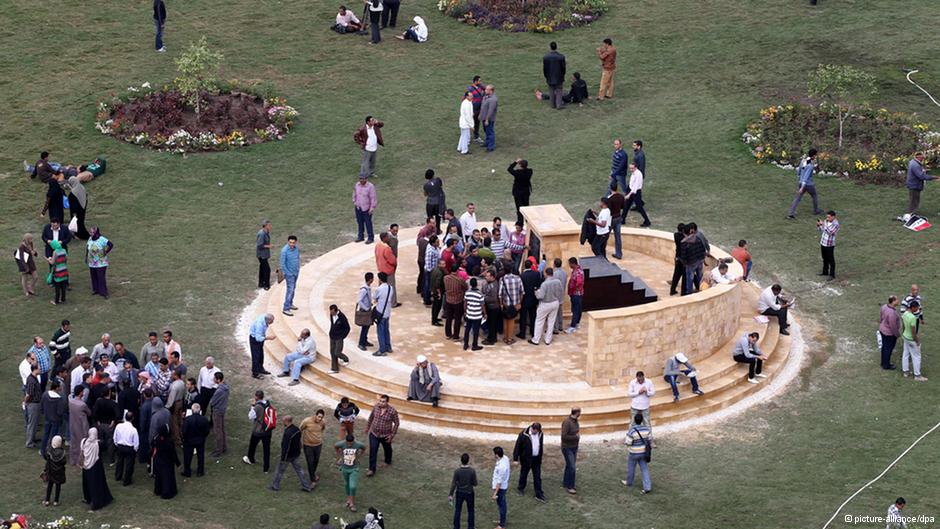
[354, 116, 384, 178]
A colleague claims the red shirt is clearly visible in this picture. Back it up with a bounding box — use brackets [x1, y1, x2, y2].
[731, 247, 751, 268]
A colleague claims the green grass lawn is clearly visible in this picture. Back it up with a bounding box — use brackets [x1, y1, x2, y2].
[2, 0, 940, 527]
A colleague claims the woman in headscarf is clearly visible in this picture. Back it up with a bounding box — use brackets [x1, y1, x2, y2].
[69, 385, 92, 465]
[67, 176, 90, 240]
[41, 172, 66, 223]
[396, 15, 427, 42]
[81, 427, 113, 510]
[16, 233, 38, 297]
[86, 225, 114, 299]
[152, 423, 180, 499]
[43, 435, 67, 506]
[149, 396, 170, 444]
[47, 239, 69, 305]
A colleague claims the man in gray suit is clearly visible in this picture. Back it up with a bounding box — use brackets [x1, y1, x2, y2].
[530, 268, 564, 345]
[480, 85, 498, 152]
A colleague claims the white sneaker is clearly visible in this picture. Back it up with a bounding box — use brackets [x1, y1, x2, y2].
[564, 327, 576, 334]
[23, 160, 29, 172]
[157, 47, 167, 53]
[755, 373, 768, 379]
[747, 378, 759, 384]
[242, 456, 253, 465]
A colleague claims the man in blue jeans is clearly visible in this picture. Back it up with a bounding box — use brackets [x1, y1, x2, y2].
[277, 329, 316, 386]
[491, 446, 510, 529]
[373, 272, 394, 356]
[787, 148, 822, 219]
[622, 413, 652, 494]
[663, 353, 704, 402]
[560, 408, 580, 494]
[279, 235, 300, 317]
[153, 0, 167, 52]
[480, 85, 498, 152]
[448, 453, 477, 529]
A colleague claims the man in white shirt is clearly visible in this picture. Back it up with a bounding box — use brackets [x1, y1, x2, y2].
[512, 423, 545, 502]
[335, 5, 362, 32]
[627, 371, 655, 431]
[709, 262, 740, 285]
[197, 356, 221, 414]
[113, 411, 140, 486]
[757, 284, 792, 336]
[588, 197, 612, 259]
[356, 116, 384, 178]
[99, 354, 120, 381]
[70, 355, 91, 395]
[459, 203, 477, 242]
[491, 446, 511, 529]
[19, 351, 36, 387]
[622, 163, 652, 227]
[278, 329, 316, 385]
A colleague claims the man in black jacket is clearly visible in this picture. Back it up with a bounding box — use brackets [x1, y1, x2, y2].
[182, 403, 211, 477]
[49, 320, 71, 371]
[513, 422, 545, 502]
[41, 220, 72, 259]
[270, 415, 312, 491]
[329, 304, 351, 373]
[542, 42, 567, 109]
[517, 264, 542, 340]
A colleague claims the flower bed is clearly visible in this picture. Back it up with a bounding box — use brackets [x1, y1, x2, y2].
[95, 82, 299, 153]
[742, 103, 940, 185]
[437, 0, 607, 32]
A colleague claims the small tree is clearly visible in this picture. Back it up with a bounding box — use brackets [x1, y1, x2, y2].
[174, 37, 224, 118]
[808, 64, 877, 149]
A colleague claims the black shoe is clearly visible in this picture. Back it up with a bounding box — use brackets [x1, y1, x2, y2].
[516, 489, 525, 496]
[640, 222, 652, 227]
[787, 215, 796, 220]
[277, 372, 290, 377]
[432, 399, 439, 408]
[472, 346, 484, 351]
[817, 272, 828, 276]
[366, 341, 375, 347]
[535, 495, 547, 503]
[780, 329, 790, 336]
[358, 344, 367, 351]
[260, 369, 272, 375]
[252, 374, 264, 379]
[393, 303, 402, 308]
[354, 238, 364, 243]
[515, 333, 525, 339]
[527, 339, 540, 346]
[431, 321, 443, 327]
[883, 364, 897, 370]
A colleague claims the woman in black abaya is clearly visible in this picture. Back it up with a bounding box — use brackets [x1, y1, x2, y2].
[81, 427, 114, 511]
[152, 423, 180, 499]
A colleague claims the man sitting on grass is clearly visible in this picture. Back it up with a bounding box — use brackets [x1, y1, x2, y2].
[535, 73, 589, 106]
[25, 156, 106, 183]
[333, 5, 362, 33]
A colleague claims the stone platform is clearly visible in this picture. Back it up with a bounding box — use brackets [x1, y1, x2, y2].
[257, 225, 796, 435]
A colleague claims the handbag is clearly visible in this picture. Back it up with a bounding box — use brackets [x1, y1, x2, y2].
[354, 307, 372, 326]
[276, 268, 284, 284]
[40, 470, 48, 483]
[372, 284, 391, 324]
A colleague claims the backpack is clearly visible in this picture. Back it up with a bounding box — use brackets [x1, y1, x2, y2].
[261, 402, 277, 431]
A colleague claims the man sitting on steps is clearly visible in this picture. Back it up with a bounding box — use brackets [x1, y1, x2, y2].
[732, 332, 768, 384]
[278, 328, 316, 386]
[757, 284, 792, 336]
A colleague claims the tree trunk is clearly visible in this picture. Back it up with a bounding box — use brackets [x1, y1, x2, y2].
[837, 106, 844, 149]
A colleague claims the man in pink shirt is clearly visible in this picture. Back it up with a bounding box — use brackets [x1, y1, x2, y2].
[352, 175, 377, 244]
[879, 295, 901, 370]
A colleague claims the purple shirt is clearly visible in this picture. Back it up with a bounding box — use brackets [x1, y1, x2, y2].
[879, 304, 901, 337]
[352, 182, 377, 212]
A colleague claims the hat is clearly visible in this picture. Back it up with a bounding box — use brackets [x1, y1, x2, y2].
[75, 346, 89, 357]
[138, 371, 151, 380]
[416, 354, 428, 363]
[675, 353, 689, 363]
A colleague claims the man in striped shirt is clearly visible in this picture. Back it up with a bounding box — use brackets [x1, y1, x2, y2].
[423, 235, 441, 305]
[499, 270, 524, 345]
[621, 413, 652, 493]
[464, 278, 486, 351]
[490, 228, 507, 259]
[816, 210, 840, 280]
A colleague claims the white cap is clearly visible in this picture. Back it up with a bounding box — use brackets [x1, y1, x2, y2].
[675, 353, 689, 363]
[75, 346, 89, 357]
[416, 354, 428, 363]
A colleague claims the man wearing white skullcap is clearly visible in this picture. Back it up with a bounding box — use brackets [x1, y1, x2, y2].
[407, 354, 441, 407]
[663, 352, 704, 402]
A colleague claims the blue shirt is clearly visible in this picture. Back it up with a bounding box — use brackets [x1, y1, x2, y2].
[279, 244, 300, 277]
[611, 149, 628, 178]
[250, 315, 269, 342]
[373, 283, 394, 319]
[798, 159, 815, 187]
[31, 345, 52, 374]
[907, 158, 933, 190]
[633, 148, 646, 176]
